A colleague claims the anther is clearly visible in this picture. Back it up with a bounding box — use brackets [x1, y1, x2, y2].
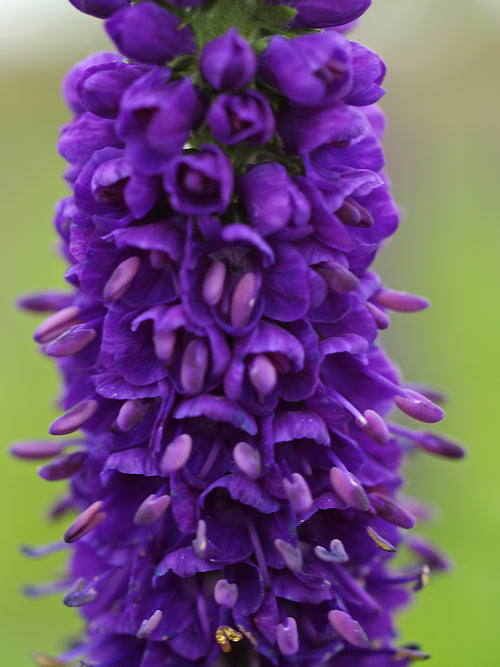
[317, 261, 360, 294]
[10, 439, 68, 460]
[38, 451, 87, 481]
[414, 565, 431, 591]
[283, 472, 313, 513]
[32, 653, 66, 667]
[137, 609, 163, 638]
[375, 289, 430, 313]
[215, 626, 243, 653]
[153, 329, 176, 361]
[64, 500, 106, 543]
[49, 399, 98, 436]
[34, 305, 82, 344]
[328, 610, 369, 649]
[161, 433, 193, 474]
[63, 577, 98, 607]
[103, 256, 141, 302]
[202, 261, 226, 306]
[394, 646, 431, 661]
[394, 389, 444, 424]
[413, 431, 465, 459]
[233, 441, 262, 479]
[370, 493, 416, 529]
[134, 494, 171, 525]
[365, 301, 390, 329]
[357, 409, 389, 444]
[230, 272, 257, 327]
[336, 197, 374, 228]
[117, 399, 152, 432]
[248, 354, 278, 401]
[329, 467, 370, 511]
[180, 340, 208, 394]
[275, 539, 303, 572]
[214, 579, 238, 609]
[45, 327, 96, 357]
[193, 519, 207, 558]
[314, 538, 349, 563]
[366, 526, 397, 552]
[276, 617, 299, 656]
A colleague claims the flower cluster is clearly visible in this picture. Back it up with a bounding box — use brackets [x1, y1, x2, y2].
[16, 1, 464, 666]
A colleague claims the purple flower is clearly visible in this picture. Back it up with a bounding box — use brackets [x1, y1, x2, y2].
[69, 0, 130, 19]
[17, 2, 462, 666]
[106, 2, 196, 65]
[207, 90, 276, 146]
[200, 28, 257, 90]
[163, 145, 234, 215]
[116, 70, 206, 175]
[272, 0, 372, 28]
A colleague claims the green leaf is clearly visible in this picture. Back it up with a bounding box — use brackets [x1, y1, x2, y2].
[257, 4, 297, 30]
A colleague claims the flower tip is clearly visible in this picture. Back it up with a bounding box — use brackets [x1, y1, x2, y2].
[375, 289, 430, 312]
[233, 441, 262, 479]
[160, 433, 192, 474]
[276, 617, 299, 656]
[214, 579, 238, 609]
[329, 467, 370, 511]
[394, 390, 445, 424]
[283, 472, 313, 513]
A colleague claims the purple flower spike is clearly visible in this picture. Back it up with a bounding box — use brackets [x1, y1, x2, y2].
[328, 609, 370, 648]
[276, 617, 299, 656]
[17, 2, 463, 664]
[106, 2, 196, 65]
[163, 145, 234, 215]
[200, 28, 256, 90]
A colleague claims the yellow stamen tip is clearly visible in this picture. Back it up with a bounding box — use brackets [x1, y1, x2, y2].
[216, 626, 243, 653]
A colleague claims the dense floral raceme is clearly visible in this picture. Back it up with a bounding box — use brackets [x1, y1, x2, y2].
[15, 1, 465, 666]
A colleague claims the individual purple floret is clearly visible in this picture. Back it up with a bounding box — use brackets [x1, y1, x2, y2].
[19, 2, 462, 666]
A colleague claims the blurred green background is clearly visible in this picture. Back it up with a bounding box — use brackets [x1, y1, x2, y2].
[1, 0, 498, 664]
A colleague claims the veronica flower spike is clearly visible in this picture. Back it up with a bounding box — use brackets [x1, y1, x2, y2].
[16, 1, 464, 665]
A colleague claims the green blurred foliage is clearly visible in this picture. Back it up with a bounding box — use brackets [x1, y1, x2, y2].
[1, 2, 498, 665]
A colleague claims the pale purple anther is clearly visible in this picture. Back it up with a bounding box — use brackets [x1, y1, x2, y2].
[180, 339, 209, 394]
[134, 494, 171, 525]
[192, 519, 207, 558]
[394, 389, 445, 424]
[202, 261, 226, 306]
[328, 610, 369, 649]
[160, 433, 193, 474]
[117, 399, 152, 432]
[136, 609, 163, 638]
[248, 354, 278, 400]
[153, 330, 176, 361]
[276, 617, 299, 656]
[33, 305, 82, 344]
[414, 431, 465, 459]
[375, 288, 430, 312]
[329, 467, 370, 511]
[233, 441, 262, 479]
[38, 451, 87, 481]
[63, 577, 98, 607]
[370, 492, 416, 529]
[64, 500, 106, 543]
[314, 538, 349, 563]
[283, 472, 313, 513]
[275, 539, 303, 571]
[10, 439, 68, 460]
[229, 272, 257, 327]
[45, 327, 96, 357]
[214, 579, 239, 609]
[358, 409, 389, 444]
[103, 256, 141, 302]
[49, 399, 99, 436]
[317, 261, 360, 293]
[365, 301, 390, 329]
